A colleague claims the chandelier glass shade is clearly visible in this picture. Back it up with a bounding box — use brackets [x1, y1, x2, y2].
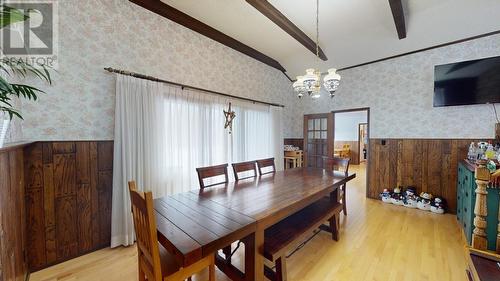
[323, 68, 341, 97]
[302, 68, 320, 94]
[293, 68, 341, 99]
[292, 76, 306, 98]
[293, 0, 341, 99]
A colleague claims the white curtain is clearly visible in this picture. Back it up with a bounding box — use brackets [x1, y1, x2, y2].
[230, 102, 284, 171]
[111, 74, 283, 247]
[270, 106, 284, 171]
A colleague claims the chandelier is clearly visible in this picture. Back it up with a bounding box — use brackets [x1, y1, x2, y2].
[292, 0, 341, 99]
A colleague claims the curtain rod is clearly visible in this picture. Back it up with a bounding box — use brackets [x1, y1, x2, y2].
[104, 67, 285, 108]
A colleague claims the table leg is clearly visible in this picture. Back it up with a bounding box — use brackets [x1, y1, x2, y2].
[329, 213, 340, 241]
[320, 187, 341, 238]
[330, 186, 339, 203]
[243, 229, 264, 281]
[242, 234, 254, 281]
[254, 229, 264, 281]
[223, 245, 232, 262]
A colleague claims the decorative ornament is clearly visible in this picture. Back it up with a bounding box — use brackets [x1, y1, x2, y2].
[223, 102, 236, 134]
[417, 192, 433, 211]
[391, 186, 404, 205]
[430, 197, 446, 214]
[403, 186, 418, 208]
[379, 188, 392, 203]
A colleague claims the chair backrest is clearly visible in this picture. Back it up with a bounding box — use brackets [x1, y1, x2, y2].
[232, 161, 257, 181]
[196, 163, 229, 189]
[256, 158, 276, 175]
[323, 157, 350, 175]
[128, 181, 162, 281]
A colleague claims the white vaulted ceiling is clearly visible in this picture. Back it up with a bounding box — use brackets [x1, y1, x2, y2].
[160, 0, 500, 78]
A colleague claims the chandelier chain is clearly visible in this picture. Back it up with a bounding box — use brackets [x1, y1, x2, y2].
[316, 0, 319, 59]
[292, 0, 341, 99]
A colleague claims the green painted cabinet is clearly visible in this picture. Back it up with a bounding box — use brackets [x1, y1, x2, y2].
[457, 161, 500, 251]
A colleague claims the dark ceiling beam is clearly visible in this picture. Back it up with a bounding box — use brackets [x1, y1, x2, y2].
[129, 0, 286, 72]
[388, 0, 406, 39]
[246, 0, 328, 61]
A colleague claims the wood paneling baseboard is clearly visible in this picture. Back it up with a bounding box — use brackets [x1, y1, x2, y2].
[0, 143, 31, 281]
[24, 141, 114, 271]
[367, 138, 476, 214]
[284, 138, 304, 151]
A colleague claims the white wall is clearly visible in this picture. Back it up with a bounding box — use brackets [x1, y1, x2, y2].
[289, 33, 500, 139]
[334, 111, 367, 141]
[8, 0, 297, 141]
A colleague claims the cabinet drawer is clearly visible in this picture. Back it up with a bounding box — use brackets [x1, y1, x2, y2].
[485, 189, 500, 251]
[463, 203, 474, 245]
[457, 189, 463, 223]
[463, 172, 472, 191]
[458, 165, 464, 187]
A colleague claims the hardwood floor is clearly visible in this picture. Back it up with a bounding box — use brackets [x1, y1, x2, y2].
[30, 164, 468, 281]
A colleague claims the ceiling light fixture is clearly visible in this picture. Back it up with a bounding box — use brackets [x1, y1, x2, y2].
[293, 0, 341, 99]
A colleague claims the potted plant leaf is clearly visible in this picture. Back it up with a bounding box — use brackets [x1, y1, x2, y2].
[0, 4, 52, 147]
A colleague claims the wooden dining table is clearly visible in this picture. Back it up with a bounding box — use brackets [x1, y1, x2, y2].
[154, 167, 356, 281]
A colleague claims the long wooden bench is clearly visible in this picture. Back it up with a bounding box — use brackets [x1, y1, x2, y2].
[263, 197, 343, 281]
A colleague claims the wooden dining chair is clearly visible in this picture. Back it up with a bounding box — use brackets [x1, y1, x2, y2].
[195, 164, 232, 261]
[256, 158, 276, 176]
[323, 157, 350, 216]
[196, 164, 229, 189]
[128, 181, 215, 281]
[232, 160, 257, 181]
[341, 144, 351, 158]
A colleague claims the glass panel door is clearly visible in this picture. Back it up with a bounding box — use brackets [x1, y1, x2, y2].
[304, 113, 333, 168]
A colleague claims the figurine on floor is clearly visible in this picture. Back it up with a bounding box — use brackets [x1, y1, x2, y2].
[417, 192, 433, 211]
[380, 188, 392, 203]
[391, 186, 404, 205]
[403, 187, 418, 208]
[430, 197, 446, 214]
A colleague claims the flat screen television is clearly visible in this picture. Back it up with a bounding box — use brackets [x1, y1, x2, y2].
[433, 56, 500, 107]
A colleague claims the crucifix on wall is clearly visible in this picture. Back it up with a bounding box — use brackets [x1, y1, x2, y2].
[224, 102, 236, 134]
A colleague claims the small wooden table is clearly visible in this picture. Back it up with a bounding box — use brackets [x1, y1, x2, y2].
[154, 168, 355, 281]
[334, 148, 350, 158]
[284, 150, 303, 169]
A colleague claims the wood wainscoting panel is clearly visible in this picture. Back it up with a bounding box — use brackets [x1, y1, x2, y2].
[43, 160, 56, 265]
[97, 170, 113, 248]
[55, 196, 78, 260]
[24, 143, 43, 191]
[51, 142, 76, 154]
[368, 138, 475, 213]
[25, 188, 46, 269]
[0, 144, 30, 281]
[53, 154, 76, 198]
[284, 138, 304, 151]
[24, 141, 114, 272]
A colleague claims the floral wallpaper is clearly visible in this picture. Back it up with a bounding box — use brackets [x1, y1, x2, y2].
[292, 33, 500, 139]
[10, 0, 298, 142]
[7, 0, 500, 142]
[2, 97, 22, 143]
